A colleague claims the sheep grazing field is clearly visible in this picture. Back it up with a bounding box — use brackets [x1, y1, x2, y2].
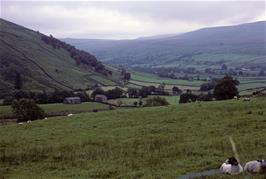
[0, 97, 266, 178]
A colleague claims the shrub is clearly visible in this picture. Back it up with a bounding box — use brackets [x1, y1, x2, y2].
[197, 92, 213, 101]
[139, 100, 143, 107]
[11, 99, 45, 122]
[134, 101, 138, 107]
[144, 96, 169, 107]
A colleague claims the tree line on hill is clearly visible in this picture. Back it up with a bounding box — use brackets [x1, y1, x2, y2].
[41, 34, 112, 76]
[2, 90, 89, 105]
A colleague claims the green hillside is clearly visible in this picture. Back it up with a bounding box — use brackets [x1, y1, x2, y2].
[0, 19, 122, 95]
[64, 21, 266, 70]
[0, 97, 265, 178]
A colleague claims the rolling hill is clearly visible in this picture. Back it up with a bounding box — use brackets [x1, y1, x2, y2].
[0, 18, 123, 96]
[63, 21, 266, 70]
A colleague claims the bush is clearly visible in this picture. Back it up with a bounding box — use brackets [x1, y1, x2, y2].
[144, 96, 169, 107]
[197, 92, 213, 101]
[11, 99, 45, 122]
[179, 93, 198, 103]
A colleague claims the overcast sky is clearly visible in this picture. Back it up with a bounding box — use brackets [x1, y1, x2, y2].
[1, 1, 265, 39]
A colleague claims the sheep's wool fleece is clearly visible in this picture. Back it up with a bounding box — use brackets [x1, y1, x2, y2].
[221, 163, 243, 175]
[244, 161, 265, 173]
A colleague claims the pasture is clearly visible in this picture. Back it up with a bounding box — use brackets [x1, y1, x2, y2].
[0, 102, 109, 119]
[0, 97, 265, 178]
[130, 71, 266, 95]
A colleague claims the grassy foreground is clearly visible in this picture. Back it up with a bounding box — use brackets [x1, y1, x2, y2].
[0, 97, 266, 178]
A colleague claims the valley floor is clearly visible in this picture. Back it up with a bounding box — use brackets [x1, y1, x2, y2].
[0, 97, 266, 178]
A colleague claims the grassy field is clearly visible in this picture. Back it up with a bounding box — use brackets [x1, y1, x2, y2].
[131, 72, 204, 87]
[130, 71, 266, 95]
[0, 102, 109, 119]
[0, 97, 265, 178]
[129, 80, 200, 91]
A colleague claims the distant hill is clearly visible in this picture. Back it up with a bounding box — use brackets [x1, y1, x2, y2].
[0, 19, 122, 95]
[137, 33, 180, 40]
[63, 21, 266, 70]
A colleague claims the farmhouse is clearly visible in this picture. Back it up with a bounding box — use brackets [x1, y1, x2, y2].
[63, 97, 81, 104]
[95, 94, 107, 103]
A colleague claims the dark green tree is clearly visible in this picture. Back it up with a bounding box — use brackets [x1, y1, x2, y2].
[172, 86, 182, 95]
[213, 75, 238, 100]
[12, 99, 45, 122]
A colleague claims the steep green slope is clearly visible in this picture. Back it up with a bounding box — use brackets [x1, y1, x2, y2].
[0, 18, 122, 94]
[0, 97, 265, 178]
[64, 21, 266, 69]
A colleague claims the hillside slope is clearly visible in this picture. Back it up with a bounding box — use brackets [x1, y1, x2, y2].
[0, 97, 265, 178]
[0, 18, 122, 94]
[63, 21, 266, 69]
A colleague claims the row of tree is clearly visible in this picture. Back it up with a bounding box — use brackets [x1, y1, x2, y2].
[180, 75, 239, 103]
[41, 34, 112, 76]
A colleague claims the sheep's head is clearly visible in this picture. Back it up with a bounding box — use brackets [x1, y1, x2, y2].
[228, 156, 238, 166]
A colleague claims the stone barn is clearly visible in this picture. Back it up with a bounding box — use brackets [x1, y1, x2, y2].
[95, 94, 108, 103]
[63, 97, 81, 104]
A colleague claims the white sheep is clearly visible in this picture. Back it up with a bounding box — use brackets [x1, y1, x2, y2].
[18, 122, 23, 125]
[242, 97, 251, 101]
[244, 160, 266, 174]
[220, 157, 243, 175]
[67, 113, 73, 117]
[27, 120, 31, 123]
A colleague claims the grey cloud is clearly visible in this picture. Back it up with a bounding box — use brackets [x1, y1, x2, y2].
[1, 1, 265, 39]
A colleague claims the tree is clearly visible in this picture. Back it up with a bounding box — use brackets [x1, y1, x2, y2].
[172, 86, 182, 95]
[105, 87, 123, 99]
[14, 71, 22, 90]
[258, 70, 265, 76]
[213, 75, 238, 100]
[197, 92, 213, 101]
[124, 72, 131, 81]
[138, 100, 143, 107]
[133, 101, 138, 107]
[179, 93, 197, 103]
[11, 99, 45, 122]
[221, 64, 228, 70]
